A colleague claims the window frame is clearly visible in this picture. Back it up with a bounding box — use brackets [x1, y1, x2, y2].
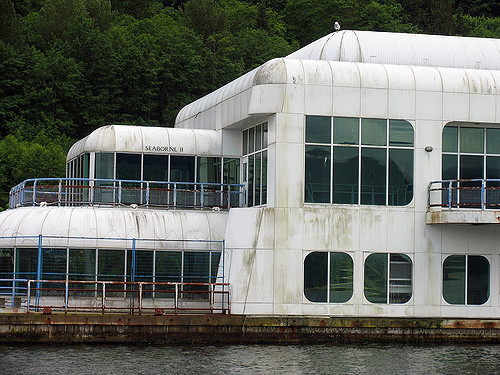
[303, 251, 354, 304]
[304, 116, 414, 206]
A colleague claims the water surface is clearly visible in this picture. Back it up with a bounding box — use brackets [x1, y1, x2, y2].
[0, 343, 498, 374]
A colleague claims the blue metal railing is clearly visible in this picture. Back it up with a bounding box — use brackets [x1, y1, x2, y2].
[428, 179, 500, 210]
[9, 178, 245, 210]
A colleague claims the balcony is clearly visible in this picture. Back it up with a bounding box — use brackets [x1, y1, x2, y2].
[9, 178, 245, 210]
[427, 179, 500, 224]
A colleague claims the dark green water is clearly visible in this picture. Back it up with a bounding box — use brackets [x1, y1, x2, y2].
[0, 343, 498, 374]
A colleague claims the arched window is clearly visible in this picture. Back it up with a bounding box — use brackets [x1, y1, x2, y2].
[364, 253, 412, 304]
[443, 255, 489, 305]
[304, 252, 353, 303]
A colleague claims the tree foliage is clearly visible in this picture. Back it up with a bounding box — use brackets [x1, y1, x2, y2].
[0, 0, 499, 210]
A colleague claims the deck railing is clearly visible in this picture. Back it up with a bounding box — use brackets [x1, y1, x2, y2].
[0, 279, 230, 315]
[428, 179, 500, 210]
[9, 178, 245, 210]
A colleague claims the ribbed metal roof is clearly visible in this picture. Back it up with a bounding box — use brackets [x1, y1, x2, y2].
[287, 30, 500, 70]
[0, 207, 227, 249]
[67, 125, 222, 161]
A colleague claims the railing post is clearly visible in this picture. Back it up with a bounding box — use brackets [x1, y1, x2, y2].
[118, 180, 122, 205]
[227, 185, 231, 209]
[201, 183, 204, 209]
[481, 179, 486, 210]
[36, 234, 43, 310]
[32, 180, 37, 206]
[173, 182, 177, 208]
[448, 180, 452, 210]
[64, 279, 69, 314]
[58, 179, 62, 207]
[90, 179, 94, 205]
[138, 282, 142, 315]
[146, 181, 150, 206]
[131, 239, 136, 283]
[26, 280, 31, 313]
[175, 283, 178, 315]
[210, 283, 214, 313]
[101, 282, 106, 314]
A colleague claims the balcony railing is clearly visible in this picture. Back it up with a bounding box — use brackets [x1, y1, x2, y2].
[9, 178, 245, 210]
[0, 279, 230, 315]
[428, 179, 500, 210]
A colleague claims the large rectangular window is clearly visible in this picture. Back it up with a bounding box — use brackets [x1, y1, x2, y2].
[242, 122, 268, 207]
[443, 255, 489, 305]
[442, 124, 500, 208]
[305, 116, 414, 206]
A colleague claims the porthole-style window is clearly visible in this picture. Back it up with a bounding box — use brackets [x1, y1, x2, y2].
[443, 255, 489, 305]
[304, 252, 353, 303]
[364, 253, 412, 304]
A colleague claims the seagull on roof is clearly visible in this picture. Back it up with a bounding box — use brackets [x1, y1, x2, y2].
[334, 22, 340, 31]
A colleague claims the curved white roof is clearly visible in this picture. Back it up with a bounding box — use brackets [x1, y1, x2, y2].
[287, 30, 500, 70]
[67, 125, 221, 161]
[0, 207, 228, 249]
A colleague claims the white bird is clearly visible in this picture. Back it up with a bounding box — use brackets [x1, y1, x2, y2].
[334, 22, 341, 31]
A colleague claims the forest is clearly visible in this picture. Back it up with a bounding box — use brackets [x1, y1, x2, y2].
[0, 0, 499, 209]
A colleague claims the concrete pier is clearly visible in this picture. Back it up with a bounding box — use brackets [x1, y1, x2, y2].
[0, 314, 499, 344]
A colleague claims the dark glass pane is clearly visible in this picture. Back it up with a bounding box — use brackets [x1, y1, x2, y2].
[443, 255, 465, 304]
[333, 117, 358, 145]
[42, 248, 67, 280]
[41, 248, 67, 295]
[305, 145, 331, 203]
[15, 248, 38, 280]
[255, 153, 261, 205]
[116, 153, 141, 180]
[364, 253, 387, 303]
[442, 154, 458, 180]
[197, 157, 221, 183]
[95, 153, 114, 179]
[389, 120, 414, 147]
[155, 251, 181, 283]
[0, 249, 14, 292]
[389, 254, 412, 303]
[486, 128, 500, 154]
[143, 155, 169, 181]
[69, 249, 96, 281]
[98, 249, 125, 282]
[486, 156, 500, 207]
[459, 155, 483, 207]
[442, 154, 458, 206]
[333, 146, 358, 204]
[442, 126, 458, 153]
[306, 116, 331, 144]
[132, 250, 154, 281]
[304, 252, 327, 302]
[83, 153, 90, 179]
[255, 124, 262, 151]
[361, 118, 386, 146]
[460, 127, 484, 153]
[183, 252, 210, 284]
[249, 127, 255, 153]
[210, 252, 221, 283]
[116, 153, 141, 204]
[243, 130, 248, 155]
[330, 252, 353, 303]
[223, 158, 240, 185]
[170, 156, 195, 182]
[261, 151, 267, 205]
[467, 256, 489, 305]
[262, 123, 268, 148]
[361, 148, 386, 205]
[389, 149, 413, 206]
[248, 156, 254, 207]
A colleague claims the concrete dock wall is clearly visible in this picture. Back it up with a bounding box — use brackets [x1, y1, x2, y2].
[0, 314, 499, 344]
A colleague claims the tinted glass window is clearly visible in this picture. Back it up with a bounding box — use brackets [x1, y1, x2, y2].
[305, 145, 331, 203]
[330, 252, 353, 303]
[361, 118, 386, 146]
[306, 116, 331, 143]
[333, 117, 358, 145]
[304, 252, 328, 302]
[143, 155, 169, 181]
